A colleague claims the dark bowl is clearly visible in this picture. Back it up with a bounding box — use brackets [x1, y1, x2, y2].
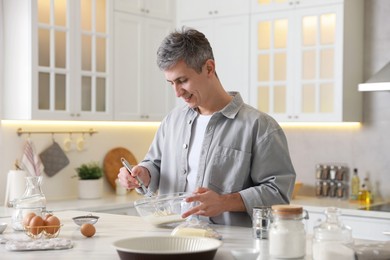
[112, 236, 222, 260]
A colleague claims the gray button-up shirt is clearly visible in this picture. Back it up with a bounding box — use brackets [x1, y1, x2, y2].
[139, 92, 296, 227]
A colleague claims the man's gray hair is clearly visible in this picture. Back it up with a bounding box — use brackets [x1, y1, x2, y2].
[157, 27, 214, 73]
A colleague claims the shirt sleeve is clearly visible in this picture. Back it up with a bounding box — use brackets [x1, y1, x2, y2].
[239, 127, 296, 217]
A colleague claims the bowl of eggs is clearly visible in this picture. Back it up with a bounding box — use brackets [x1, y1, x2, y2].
[23, 212, 62, 239]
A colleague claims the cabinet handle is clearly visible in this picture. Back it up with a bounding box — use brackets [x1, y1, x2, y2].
[140, 8, 145, 12]
[214, 10, 218, 14]
[288, 115, 292, 119]
[209, 11, 213, 15]
[294, 115, 298, 119]
[145, 9, 149, 14]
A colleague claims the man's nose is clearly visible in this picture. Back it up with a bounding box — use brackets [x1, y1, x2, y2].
[173, 84, 183, 97]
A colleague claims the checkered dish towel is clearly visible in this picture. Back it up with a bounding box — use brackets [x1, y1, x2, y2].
[21, 139, 44, 176]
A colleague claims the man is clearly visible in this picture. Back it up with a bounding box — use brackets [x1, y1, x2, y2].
[118, 27, 296, 227]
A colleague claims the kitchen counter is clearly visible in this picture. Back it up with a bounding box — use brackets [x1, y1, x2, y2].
[0, 191, 142, 218]
[0, 210, 388, 260]
[292, 196, 390, 219]
[0, 210, 292, 259]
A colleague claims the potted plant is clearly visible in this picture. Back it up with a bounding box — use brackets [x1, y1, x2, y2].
[75, 162, 103, 199]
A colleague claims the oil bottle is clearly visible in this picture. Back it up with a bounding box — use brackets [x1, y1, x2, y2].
[350, 168, 360, 200]
[358, 183, 371, 205]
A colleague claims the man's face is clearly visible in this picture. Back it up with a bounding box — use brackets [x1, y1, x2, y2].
[164, 60, 211, 109]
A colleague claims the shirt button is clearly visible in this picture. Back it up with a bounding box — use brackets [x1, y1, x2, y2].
[183, 144, 188, 149]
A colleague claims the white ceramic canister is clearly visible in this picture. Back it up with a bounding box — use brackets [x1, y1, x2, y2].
[269, 204, 308, 259]
[4, 170, 27, 207]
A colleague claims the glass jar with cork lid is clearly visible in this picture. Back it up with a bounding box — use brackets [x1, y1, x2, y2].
[269, 204, 309, 259]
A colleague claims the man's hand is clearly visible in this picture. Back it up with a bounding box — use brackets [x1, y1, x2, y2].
[182, 187, 246, 218]
[117, 165, 150, 190]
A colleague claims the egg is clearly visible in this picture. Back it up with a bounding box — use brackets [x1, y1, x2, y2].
[43, 212, 53, 221]
[80, 223, 96, 237]
[29, 215, 44, 235]
[23, 212, 36, 227]
[44, 215, 61, 234]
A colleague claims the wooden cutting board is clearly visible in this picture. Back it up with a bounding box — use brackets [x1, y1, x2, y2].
[103, 147, 138, 190]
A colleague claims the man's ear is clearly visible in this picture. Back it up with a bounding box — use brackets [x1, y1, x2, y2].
[205, 59, 215, 74]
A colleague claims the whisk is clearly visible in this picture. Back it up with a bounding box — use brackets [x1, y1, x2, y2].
[120, 157, 155, 197]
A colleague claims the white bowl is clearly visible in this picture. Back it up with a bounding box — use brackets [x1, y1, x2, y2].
[113, 236, 222, 260]
[0, 223, 7, 234]
[72, 215, 99, 226]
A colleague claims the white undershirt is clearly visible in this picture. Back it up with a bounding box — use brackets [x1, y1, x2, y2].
[185, 114, 212, 193]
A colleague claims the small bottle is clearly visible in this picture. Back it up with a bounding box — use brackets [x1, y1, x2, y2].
[350, 168, 360, 200]
[363, 176, 374, 203]
[336, 182, 345, 199]
[358, 184, 371, 205]
[329, 166, 337, 180]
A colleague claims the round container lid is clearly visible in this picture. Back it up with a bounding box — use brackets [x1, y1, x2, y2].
[271, 204, 303, 215]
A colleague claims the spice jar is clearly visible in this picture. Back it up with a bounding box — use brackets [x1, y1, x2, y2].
[269, 205, 308, 259]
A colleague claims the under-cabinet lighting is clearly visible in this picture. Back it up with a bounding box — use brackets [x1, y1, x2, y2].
[2, 120, 361, 130]
[279, 122, 361, 129]
[1, 120, 161, 128]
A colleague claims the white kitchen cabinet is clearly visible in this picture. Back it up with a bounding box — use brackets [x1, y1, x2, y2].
[114, 0, 174, 20]
[113, 12, 175, 121]
[250, 0, 342, 13]
[177, 0, 250, 102]
[306, 209, 390, 241]
[250, 0, 363, 122]
[177, 0, 249, 21]
[340, 214, 390, 241]
[2, 0, 113, 121]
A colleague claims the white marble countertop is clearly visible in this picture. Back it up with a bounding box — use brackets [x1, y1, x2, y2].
[0, 210, 388, 260]
[0, 210, 286, 260]
[291, 196, 390, 219]
[0, 191, 142, 218]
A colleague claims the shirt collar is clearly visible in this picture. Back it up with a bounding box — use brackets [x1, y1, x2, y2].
[184, 91, 244, 119]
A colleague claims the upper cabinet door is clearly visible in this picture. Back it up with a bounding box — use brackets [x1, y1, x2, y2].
[78, 0, 112, 120]
[2, 0, 112, 120]
[35, 0, 70, 117]
[250, 0, 343, 13]
[178, 0, 250, 21]
[250, 0, 364, 122]
[114, 0, 174, 20]
[113, 11, 175, 121]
